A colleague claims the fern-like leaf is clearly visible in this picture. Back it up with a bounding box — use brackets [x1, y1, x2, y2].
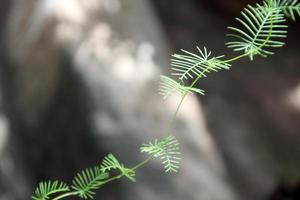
[71, 167, 109, 199]
[226, 0, 288, 60]
[159, 75, 205, 99]
[275, 0, 300, 20]
[141, 135, 181, 173]
[32, 181, 70, 200]
[100, 154, 136, 182]
[171, 46, 231, 81]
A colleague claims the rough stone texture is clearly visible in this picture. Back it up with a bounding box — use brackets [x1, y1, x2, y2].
[0, 0, 237, 200]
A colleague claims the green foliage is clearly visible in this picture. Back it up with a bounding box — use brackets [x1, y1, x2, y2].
[32, 154, 136, 200]
[140, 136, 181, 173]
[31, 1, 299, 200]
[226, 0, 287, 60]
[71, 154, 136, 199]
[32, 181, 70, 200]
[276, 0, 300, 20]
[159, 75, 205, 99]
[160, 46, 230, 100]
[71, 167, 109, 199]
[100, 154, 136, 182]
[171, 47, 231, 81]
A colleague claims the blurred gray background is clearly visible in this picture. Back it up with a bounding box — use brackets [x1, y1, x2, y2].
[0, 0, 299, 200]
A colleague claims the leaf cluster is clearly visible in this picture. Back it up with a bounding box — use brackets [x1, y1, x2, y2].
[226, 0, 287, 60]
[32, 136, 180, 200]
[141, 135, 181, 173]
[31, 1, 300, 200]
[32, 153, 134, 200]
[276, 0, 300, 20]
[32, 181, 69, 200]
[159, 0, 300, 99]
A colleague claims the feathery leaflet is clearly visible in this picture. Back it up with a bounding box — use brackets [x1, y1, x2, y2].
[276, 0, 300, 20]
[100, 154, 136, 182]
[171, 47, 231, 80]
[159, 75, 205, 99]
[226, 0, 288, 60]
[141, 136, 180, 173]
[71, 167, 109, 199]
[32, 181, 70, 200]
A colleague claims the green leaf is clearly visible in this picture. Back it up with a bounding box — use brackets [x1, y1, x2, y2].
[275, 0, 300, 20]
[159, 75, 205, 99]
[71, 166, 109, 199]
[171, 47, 230, 80]
[32, 180, 70, 200]
[100, 154, 136, 182]
[141, 135, 181, 173]
[226, 0, 288, 60]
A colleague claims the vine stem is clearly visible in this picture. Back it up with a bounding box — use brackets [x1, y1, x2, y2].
[50, 23, 272, 199]
[52, 191, 78, 200]
[131, 155, 154, 171]
[100, 156, 154, 185]
[167, 93, 187, 132]
[166, 3, 274, 131]
[166, 51, 249, 133]
[50, 3, 276, 199]
[51, 156, 154, 200]
[223, 53, 249, 63]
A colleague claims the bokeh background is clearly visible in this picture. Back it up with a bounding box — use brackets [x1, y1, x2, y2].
[0, 0, 299, 200]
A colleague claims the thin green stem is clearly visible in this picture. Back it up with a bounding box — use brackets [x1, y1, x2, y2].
[101, 174, 123, 184]
[132, 156, 154, 171]
[49, 4, 278, 200]
[259, 9, 274, 49]
[50, 156, 154, 200]
[95, 156, 154, 185]
[93, 156, 154, 185]
[166, 72, 204, 132]
[166, 8, 274, 132]
[223, 53, 249, 63]
[167, 93, 187, 132]
[166, 51, 249, 133]
[52, 191, 78, 200]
